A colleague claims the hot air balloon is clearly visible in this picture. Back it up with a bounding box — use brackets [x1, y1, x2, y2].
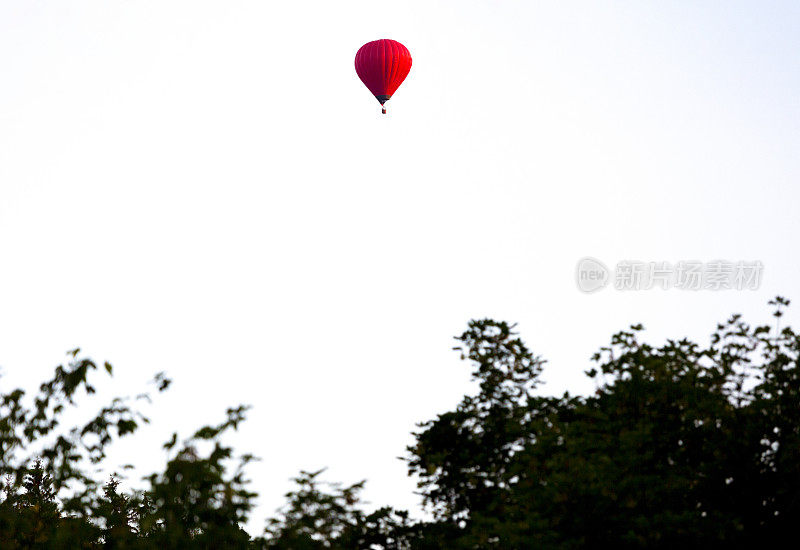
[355, 39, 412, 114]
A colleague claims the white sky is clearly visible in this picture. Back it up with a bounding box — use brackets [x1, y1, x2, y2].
[1, 0, 798, 534]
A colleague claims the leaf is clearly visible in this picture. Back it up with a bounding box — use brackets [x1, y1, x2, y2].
[163, 432, 178, 450]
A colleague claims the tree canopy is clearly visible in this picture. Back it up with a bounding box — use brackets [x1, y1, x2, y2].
[1, 298, 798, 548]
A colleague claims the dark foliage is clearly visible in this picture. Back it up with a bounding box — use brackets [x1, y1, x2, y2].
[1, 298, 798, 548]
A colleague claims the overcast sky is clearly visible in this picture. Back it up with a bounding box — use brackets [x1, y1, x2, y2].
[1, 0, 798, 534]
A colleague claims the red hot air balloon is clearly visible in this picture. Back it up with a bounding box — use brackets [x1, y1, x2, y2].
[355, 39, 412, 114]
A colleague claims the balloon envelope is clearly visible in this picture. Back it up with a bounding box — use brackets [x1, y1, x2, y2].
[355, 39, 412, 113]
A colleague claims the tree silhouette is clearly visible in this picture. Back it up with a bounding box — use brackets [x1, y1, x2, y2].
[405, 301, 800, 547]
[98, 475, 137, 548]
[0, 299, 798, 548]
[16, 459, 60, 547]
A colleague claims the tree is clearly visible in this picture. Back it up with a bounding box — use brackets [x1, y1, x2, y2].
[15, 459, 60, 548]
[0, 350, 257, 548]
[406, 300, 800, 548]
[140, 406, 256, 549]
[98, 475, 137, 549]
[1, 299, 799, 548]
[259, 470, 424, 550]
[260, 469, 365, 549]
